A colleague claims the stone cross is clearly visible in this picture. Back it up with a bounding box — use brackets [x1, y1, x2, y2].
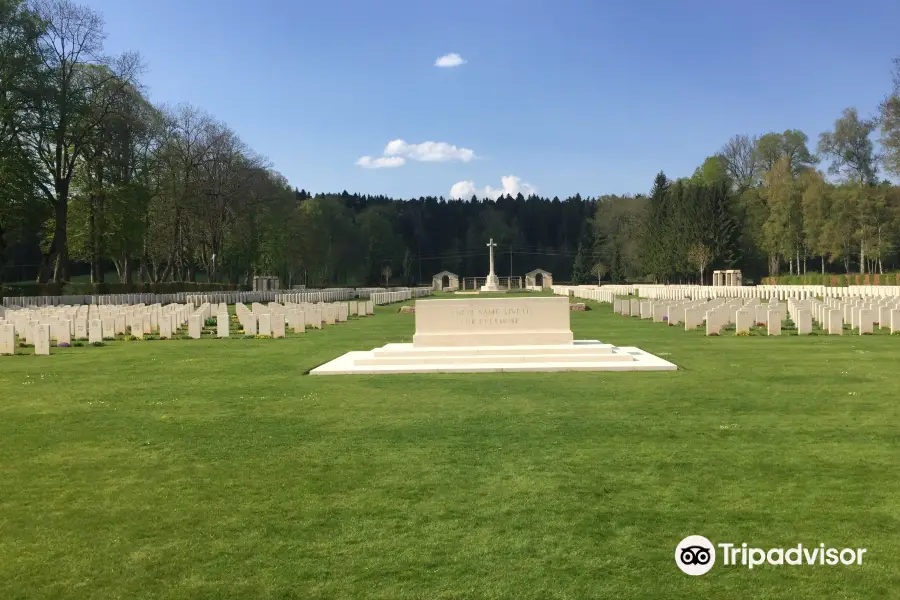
[486, 238, 497, 277]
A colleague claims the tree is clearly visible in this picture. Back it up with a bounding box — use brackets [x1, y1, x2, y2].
[691, 155, 730, 187]
[23, 0, 141, 281]
[570, 242, 592, 284]
[720, 134, 761, 191]
[821, 186, 858, 273]
[686, 243, 713, 284]
[799, 170, 832, 273]
[640, 172, 670, 282]
[591, 262, 608, 284]
[880, 57, 900, 177]
[757, 130, 817, 175]
[401, 248, 414, 285]
[761, 157, 803, 275]
[0, 0, 43, 149]
[381, 263, 392, 286]
[0, 0, 44, 279]
[818, 108, 879, 184]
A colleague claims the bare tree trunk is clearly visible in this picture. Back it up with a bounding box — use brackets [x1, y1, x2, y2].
[49, 196, 70, 283]
[124, 255, 132, 284]
[89, 192, 98, 283]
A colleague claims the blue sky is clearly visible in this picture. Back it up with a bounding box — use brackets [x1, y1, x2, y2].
[84, 0, 899, 199]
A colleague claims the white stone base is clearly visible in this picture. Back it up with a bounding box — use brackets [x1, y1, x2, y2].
[480, 274, 502, 292]
[310, 341, 677, 375]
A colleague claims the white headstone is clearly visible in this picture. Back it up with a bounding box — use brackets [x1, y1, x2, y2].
[159, 316, 172, 339]
[89, 319, 103, 344]
[827, 309, 843, 335]
[272, 314, 286, 338]
[258, 313, 272, 336]
[115, 313, 127, 335]
[54, 320, 72, 345]
[244, 314, 257, 336]
[189, 315, 202, 339]
[217, 313, 230, 338]
[0, 324, 15, 355]
[858, 308, 874, 335]
[34, 323, 51, 355]
[75, 318, 87, 340]
[684, 308, 703, 331]
[767, 310, 782, 336]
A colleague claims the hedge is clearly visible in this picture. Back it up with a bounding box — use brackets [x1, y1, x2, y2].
[0, 281, 249, 298]
[761, 273, 900, 286]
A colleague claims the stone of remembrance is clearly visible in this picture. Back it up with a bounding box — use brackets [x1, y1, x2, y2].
[311, 296, 675, 375]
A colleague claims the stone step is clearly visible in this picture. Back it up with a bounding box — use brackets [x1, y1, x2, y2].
[356, 351, 634, 366]
[371, 342, 614, 358]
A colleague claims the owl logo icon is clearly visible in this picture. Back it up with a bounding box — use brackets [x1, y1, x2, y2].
[675, 536, 716, 575]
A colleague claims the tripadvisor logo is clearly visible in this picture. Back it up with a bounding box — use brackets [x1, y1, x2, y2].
[675, 536, 867, 576]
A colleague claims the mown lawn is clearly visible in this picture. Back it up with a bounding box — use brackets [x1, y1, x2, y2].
[1, 299, 898, 599]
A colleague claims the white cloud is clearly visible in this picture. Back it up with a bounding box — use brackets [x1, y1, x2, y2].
[356, 139, 475, 168]
[435, 53, 466, 68]
[355, 155, 405, 169]
[384, 139, 475, 163]
[450, 175, 537, 200]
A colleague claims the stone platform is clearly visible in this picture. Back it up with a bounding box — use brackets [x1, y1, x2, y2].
[310, 296, 676, 375]
[310, 340, 676, 374]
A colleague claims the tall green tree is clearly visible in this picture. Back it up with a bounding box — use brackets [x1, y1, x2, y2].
[799, 170, 832, 273]
[23, 0, 140, 281]
[880, 57, 900, 178]
[818, 107, 879, 184]
[757, 130, 818, 175]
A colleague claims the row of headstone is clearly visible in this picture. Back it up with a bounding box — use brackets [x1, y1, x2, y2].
[553, 283, 900, 302]
[2, 297, 381, 355]
[0, 301, 199, 354]
[371, 290, 412, 305]
[232, 300, 375, 337]
[355, 287, 433, 300]
[572, 288, 900, 337]
[275, 289, 361, 304]
[611, 296, 795, 336]
[1, 286, 434, 309]
[798, 296, 900, 335]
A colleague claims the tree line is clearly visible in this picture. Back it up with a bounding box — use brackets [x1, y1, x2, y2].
[3, 0, 900, 291]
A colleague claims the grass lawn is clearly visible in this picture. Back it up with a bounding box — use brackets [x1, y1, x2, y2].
[1, 299, 899, 598]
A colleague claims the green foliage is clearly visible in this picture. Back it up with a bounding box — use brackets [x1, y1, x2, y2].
[570, 242, 592, 284]
[818, 108, 879, 184]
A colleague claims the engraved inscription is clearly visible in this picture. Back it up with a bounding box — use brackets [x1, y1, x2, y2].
[454, 306, 532, 327]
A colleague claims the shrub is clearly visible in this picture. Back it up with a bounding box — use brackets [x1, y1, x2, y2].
[0, 281, 249, 298]
[90, 341, 105, 347]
